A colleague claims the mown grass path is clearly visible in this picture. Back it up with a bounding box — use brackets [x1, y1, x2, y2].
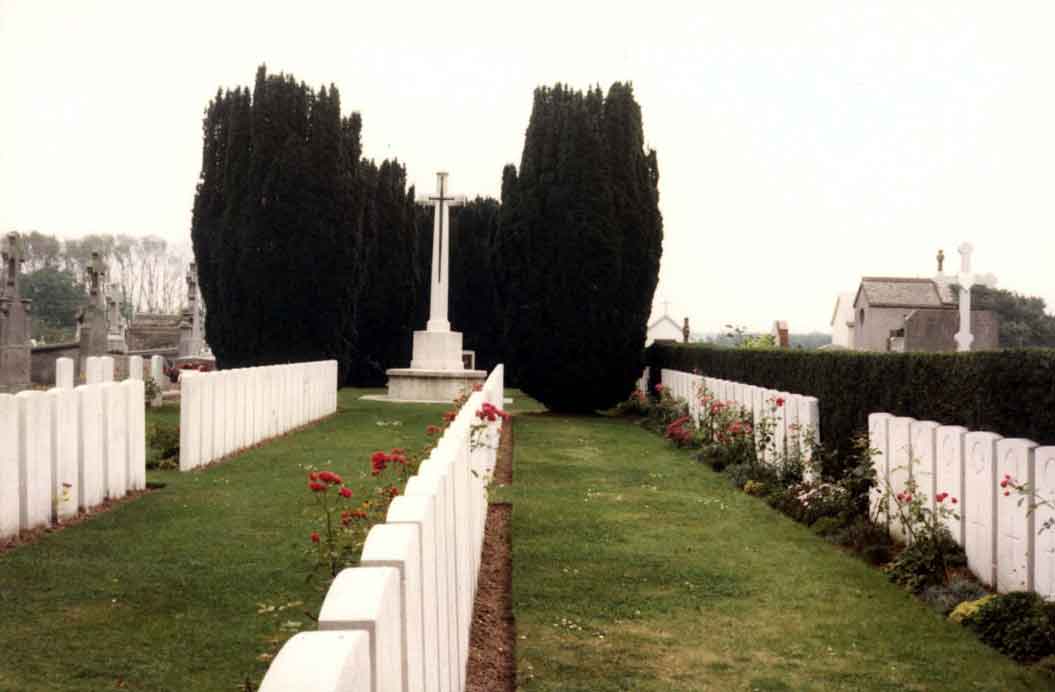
[0, 389, 445, 692]
[507, 412, 1051, 691]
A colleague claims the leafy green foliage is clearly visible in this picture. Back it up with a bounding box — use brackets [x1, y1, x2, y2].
[971, 285, 1055, 348]
[921, 577, 989, 616]
[648, 342, 1055, 467]
[965, 592, 1055, 663]
[499, 83, 662, 411]
[887, 532, 966, 593]
[20, 267, 83, 340]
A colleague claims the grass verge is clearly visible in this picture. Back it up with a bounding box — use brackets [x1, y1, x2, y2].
[506, 412, 1052, 691]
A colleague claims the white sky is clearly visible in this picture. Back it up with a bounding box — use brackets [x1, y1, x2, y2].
[2, 1, 1053, 333]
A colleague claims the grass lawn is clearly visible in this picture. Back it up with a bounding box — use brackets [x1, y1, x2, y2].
[0, 389, 455, 692]
[506, 412, 1052, 691]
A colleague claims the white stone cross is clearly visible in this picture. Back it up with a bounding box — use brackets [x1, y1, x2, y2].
[954, 242, 997, 352]
[417, 172, 466, 332]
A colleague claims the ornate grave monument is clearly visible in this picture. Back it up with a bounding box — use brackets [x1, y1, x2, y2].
[386, 171, 485, 402]
[177, 262, 214, 367]
[77, 251, 109, 359]
[106, 282, 129, 353]
[0, 232, 32, 392]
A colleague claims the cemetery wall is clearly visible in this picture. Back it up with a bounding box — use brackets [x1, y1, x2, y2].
[648, 343, 1055, 464]
[30, 342, 80, 385]
[177, 360, 339, 470]
[258, 365, 506, 692]
[1, 355, 146, 542]
[869, 414, 1054, 601]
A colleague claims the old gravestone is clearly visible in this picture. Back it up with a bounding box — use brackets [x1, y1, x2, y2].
[77, 251, 109, 361]
[0, 232, 32, 393]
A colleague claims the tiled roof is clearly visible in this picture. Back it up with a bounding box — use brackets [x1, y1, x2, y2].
[857, 278, 951, 308]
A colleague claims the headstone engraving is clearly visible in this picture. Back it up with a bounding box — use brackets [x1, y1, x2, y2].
[996, 439, 1036, 592]
[936, 425, 968, 545]
[1034, 446, 1055, 601]
[964, 431, 1001, 586]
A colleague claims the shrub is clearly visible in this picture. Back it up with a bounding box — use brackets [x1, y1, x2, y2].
[949, 595, 996, 624]
[646, 342, 1055, 471]
[743, 480, 767, 496]
[887, 532, 967, 593]
[614, 389, 651, 417]
[921, 577, 989, 616]
[964, 592, 1055, 663]
[146, 423, 180, 470]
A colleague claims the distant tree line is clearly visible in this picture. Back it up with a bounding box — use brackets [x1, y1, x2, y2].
[2, 231, 190, 341]
[191, 68, 663, 409]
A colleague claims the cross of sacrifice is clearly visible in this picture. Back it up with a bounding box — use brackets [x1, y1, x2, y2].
[2, 232, 24, 297]
[954, 242, 997, 352]
[417, 171, 466, 333]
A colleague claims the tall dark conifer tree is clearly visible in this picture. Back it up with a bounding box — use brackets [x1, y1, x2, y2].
[190, 66, 422, 383]
[499, 83, 663, 411]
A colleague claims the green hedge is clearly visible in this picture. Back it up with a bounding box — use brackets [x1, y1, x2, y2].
[647, 343, 1055, 456]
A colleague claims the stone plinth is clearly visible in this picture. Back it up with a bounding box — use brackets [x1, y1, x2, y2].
[410, 330, 464, 371]
[385, 367, 486, 403]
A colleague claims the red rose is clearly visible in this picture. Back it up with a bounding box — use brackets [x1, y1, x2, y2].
[426, 425, 441, 435]
[951, 497, 958, 504]
[310, 531, 320, 543]
[339, 486, 352, 498]
[309, 471, 319, 481]
[309, 481, 326, 492]
[776, 398, 785, 407]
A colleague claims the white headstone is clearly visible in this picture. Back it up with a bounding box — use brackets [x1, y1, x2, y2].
[100, 356, 114, 383]
[797, 396, 820, 480]
[964, 431, 1001, 586]
[124, 379, 146, 491]
[318, 567, 404, 692]
[55, 357, 75, 390]
[48, 388, 80, 520]
[1033, 446, 1055, 601]
[178, 372, 201, 471]
[128, 355, 143, 381]
[0, 394, 20, 539]
[935, 425, 968, 545]
[258, 630, 372, 692]
[387, 494, 442, 692]
[101, 382, 128, 499]
[76, 384, 105, 509]
[888, 417, 914, 541]
[995, 438, 1036, 592]
[868, 413, 894, 524]
[85, 356, 103, 385]
[909, 421, 940, 513]
[360, 523, 424, 692]
[17, 390, 53, 530]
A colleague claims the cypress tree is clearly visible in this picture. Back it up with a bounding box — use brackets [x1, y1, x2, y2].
[499, 83, 663, 411]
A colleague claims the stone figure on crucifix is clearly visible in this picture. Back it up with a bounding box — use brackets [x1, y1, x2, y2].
[2, 232, 25, 299]
[86, 252, 106, 304]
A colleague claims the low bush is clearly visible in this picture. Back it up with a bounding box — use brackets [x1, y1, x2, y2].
[921, 577, 989, 616]
[147, 422, 180, 470]
[964, 592, 1055, 663]
[887, 532, 967, 593]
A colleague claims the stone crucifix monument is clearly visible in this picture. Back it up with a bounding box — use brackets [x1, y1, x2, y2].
[386, 171, 485, 402]
[0, 232, 32, 392]
[954, 242, 997, 352]
[177, 262, 214, 367]
[77, 250, 109, 360]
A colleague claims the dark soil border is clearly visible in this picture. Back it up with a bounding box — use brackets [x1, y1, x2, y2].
[466, 418, 516, 692]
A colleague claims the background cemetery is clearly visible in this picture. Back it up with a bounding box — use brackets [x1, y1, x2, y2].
[2, 58, 1054, 692]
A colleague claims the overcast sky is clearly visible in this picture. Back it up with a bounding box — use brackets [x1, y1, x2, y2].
[2, 1, 1053, 333]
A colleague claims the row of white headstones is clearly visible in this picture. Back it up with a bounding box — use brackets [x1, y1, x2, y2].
[258, 365, 506, 692]
[870, 414, 1055, 600]
[0, 355, 148, 541]
[176, 361, 339, 471]
[660, 368, 821, 471]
